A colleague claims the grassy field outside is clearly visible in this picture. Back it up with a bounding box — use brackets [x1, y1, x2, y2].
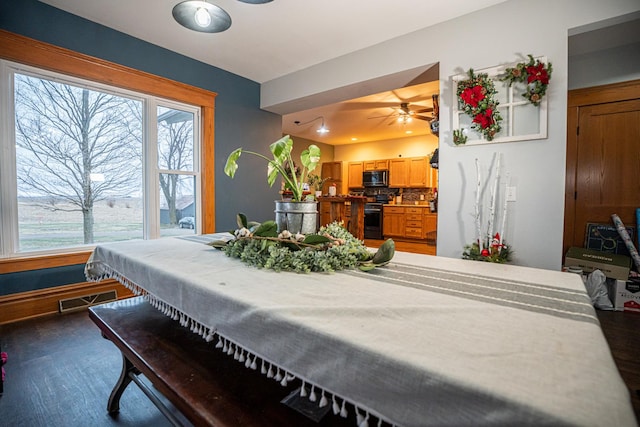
[17, 197, 192, 251]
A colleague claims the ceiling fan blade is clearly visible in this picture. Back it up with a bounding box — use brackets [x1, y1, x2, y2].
[414, 107, 433, 114]
[342, 101, 403, 110]
[414, 115, 432, 121]
[368, 112, 397, 120]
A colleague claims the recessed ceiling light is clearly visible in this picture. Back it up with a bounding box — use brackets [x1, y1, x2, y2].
[405, 130, 413, 134]
[351, 137, 358, 141]
[237, 0, 273, 3]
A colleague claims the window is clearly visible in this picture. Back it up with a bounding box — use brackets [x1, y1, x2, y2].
[0, 61, 201, 256]
[452, 58, 548, 145]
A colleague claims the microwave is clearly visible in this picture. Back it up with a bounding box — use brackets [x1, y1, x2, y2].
[363, 170, 389, 187]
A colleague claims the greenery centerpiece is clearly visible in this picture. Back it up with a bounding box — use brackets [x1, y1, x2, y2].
[210, 213, 395, 273]
[224, 135, 321, 233]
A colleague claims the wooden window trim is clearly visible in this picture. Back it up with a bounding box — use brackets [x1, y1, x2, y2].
[0, 30, 216, 268]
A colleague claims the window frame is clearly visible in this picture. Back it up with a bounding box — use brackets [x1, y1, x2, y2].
[0, 30, 216, 261]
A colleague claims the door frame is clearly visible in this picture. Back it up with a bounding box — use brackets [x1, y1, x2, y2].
[564, 79, 640, 257]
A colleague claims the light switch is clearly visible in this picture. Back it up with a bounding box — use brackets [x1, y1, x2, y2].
[506, 186, 516, 202]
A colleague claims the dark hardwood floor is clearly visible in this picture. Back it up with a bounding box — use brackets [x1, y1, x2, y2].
[0, 305, 639, 426]
[0, 310, 175, 427]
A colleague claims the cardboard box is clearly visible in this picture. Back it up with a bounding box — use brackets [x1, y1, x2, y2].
[564, 247, 631, 281]
[608, 279, 640, 313]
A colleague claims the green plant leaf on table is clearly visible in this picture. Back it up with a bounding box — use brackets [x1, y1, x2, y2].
[358, 239, 395, 271]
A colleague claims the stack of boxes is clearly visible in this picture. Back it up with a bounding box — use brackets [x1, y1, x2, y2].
[565, 247, 639, 312]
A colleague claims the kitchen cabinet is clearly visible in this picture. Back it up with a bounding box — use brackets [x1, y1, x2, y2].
[383, 205, 437, 244]
[428, 166, 439, 188]
[388, 157, 430, 188]
[408, 157, 428, 187]
[321, 161, 342, 193]
[423, 211, 437, 255]
[347, 161, 363, 188]
[383, 206, 406, 237]
[364, 160, 389, 171]
[423, 212, 437, 240]
[404, 207, 423, 238]
[388, 159, 409, 187]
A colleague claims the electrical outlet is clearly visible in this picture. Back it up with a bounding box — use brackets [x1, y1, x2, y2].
[506, 186, 516, 202]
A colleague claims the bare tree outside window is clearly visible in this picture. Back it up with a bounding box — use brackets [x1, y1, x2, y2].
[14, 73, 143, 248]
[157, 108, 195, 231]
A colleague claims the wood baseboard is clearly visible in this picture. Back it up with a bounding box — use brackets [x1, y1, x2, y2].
[0, 280, 134, 325]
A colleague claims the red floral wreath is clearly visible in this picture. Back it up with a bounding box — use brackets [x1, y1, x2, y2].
[456, 69, 502, 142]
[501, 55, 552, 106]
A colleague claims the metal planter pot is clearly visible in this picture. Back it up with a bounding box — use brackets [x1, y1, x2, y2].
[274, 200, 318, 235]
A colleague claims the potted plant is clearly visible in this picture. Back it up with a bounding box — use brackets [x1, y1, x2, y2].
[306, 173, 330, 198]
[224, 135, 321, 233]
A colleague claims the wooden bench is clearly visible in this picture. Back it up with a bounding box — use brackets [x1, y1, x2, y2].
[89, 297, 353, 427]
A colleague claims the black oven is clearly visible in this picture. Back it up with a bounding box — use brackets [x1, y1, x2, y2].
[364, 202, 383, 239]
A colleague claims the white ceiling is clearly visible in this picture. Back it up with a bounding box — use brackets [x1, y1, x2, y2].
[39, 0, 508, 84]
[37, 1, 639, 146]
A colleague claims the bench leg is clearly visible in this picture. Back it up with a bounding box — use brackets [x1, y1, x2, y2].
[108, 353, 139, 414]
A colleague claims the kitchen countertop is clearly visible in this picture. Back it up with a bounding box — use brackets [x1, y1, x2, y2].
[386, 203, 437, 209]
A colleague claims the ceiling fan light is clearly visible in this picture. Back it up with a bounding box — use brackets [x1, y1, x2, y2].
[194, 7, 212, 27]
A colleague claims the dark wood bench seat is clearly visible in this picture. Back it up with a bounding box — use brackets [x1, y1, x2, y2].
[89, 297, 353, 427]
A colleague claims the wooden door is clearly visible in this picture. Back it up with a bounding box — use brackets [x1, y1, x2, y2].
[565, 80, 640, 255]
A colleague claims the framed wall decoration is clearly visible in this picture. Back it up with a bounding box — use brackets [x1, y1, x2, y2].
[452, 56, 551, 146]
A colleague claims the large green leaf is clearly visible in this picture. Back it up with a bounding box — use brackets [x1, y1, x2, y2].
[224, 148, 243, 177]
[302, 234, 331, 245]
[253, 220, 278, 237]
[301, 144, 321, 173]
[371, 239, 395, 265]
[270, 135, 293, 164]
[237, 213, 248, 229]
[267, 160, 281, 187]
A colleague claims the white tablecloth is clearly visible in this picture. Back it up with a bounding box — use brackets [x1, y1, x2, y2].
[85, 235, 637, 427]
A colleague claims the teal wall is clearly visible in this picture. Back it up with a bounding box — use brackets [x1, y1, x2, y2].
[0, 0, 283, 295]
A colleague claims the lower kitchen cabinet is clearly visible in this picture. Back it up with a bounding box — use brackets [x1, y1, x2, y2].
[404, 207, 423, 238]
[382, 206, 405, 237]
[383, 206, 438, 244]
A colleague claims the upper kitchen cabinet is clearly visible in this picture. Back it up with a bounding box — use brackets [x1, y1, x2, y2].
[408, 157, 428, 187]
[389, 156, 431, 187]
[364, 160, 389, 171]
[321, 161, 342, 193]
[389, 158, 409, 187]
[348, 161, 363, 188]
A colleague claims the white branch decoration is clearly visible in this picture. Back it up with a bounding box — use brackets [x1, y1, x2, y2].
[487, 153, 501, 244]
[475, 158, 483, 251]
[499, 172, 510, 252]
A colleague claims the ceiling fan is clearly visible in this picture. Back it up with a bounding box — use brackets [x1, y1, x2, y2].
[369, 102, 433, 125]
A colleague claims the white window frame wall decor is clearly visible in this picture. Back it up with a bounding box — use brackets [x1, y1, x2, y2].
[451, 57, 548, 146]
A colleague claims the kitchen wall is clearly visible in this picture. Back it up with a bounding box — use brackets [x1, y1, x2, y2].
[334, 134, 439, 194]
[261, 0, 640, 271]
